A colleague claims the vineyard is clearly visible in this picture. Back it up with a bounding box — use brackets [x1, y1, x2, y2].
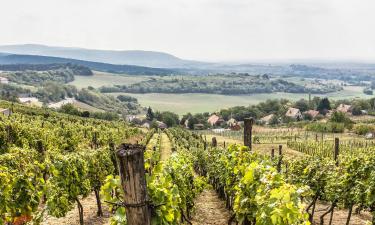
[0, 101, 375, 225]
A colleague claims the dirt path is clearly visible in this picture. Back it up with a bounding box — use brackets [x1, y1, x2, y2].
[160, 132, 172, 161]
[191, 188, 231, 225]
[312, 203, 371, 225]
[42, 193, 110, 225]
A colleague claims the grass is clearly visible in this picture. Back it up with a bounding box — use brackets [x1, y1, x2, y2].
[68, 72, 373, 115]
[108, 85, 371, 115]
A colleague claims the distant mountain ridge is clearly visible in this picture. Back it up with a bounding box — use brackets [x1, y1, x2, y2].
[0, 44, 199, 68]
[0, 54, 176, 75]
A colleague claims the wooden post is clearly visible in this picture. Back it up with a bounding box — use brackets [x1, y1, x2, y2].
[223, 141, 226, 148]
[212, 137, 217, 147]
[244, 118, 254, 150]
[271, 148, 275, 159]
[315, 134, 318, 142]
[277, 145, 283, 173]
[117, 144, 151, 225]
[334, 138, 339, 166]
[109, 141, 118, 175]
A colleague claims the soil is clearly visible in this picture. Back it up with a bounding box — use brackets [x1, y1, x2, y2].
[41, 193, 110, 225]
[191, 188, 231, 225]
[312, 202, 371, 225]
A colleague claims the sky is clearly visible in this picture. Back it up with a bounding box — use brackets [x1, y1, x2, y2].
[0, 0, 374, 62]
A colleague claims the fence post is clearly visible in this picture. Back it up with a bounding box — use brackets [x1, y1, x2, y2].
[212, 137, 217, 147]
[271, 148, 275, 159]
[334, 138, 339, 166]
[117, 144, 151, 225]
[244, 118, 254, 150]
[277, 145, 283, 173]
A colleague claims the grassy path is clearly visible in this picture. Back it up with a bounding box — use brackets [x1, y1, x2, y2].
[160, 132, 172, 161]
[191, 188, 231, 225]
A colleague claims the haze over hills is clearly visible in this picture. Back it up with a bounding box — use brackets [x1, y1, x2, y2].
[0, 53, 176, 75]
[0, 44, 202, 68]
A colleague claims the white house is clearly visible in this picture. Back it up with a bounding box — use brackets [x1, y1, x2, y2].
[285, 108, 303, 120]
[48, 98, 76, 109]
[0, 77, 9, 84]
[18, 97, 39, 104]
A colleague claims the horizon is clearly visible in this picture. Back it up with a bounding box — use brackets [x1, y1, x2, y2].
[1, 43, 375, 65]
[1, 0, 374, 62]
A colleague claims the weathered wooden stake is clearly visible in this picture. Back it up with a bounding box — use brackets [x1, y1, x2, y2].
[334, 138, 339, 166]
[271, 148, 275, 158]
[117, 144, 151, 225]
[277, 145, 283, 173]
[212, 137, 217, 147]
[244, 118, 254, 150]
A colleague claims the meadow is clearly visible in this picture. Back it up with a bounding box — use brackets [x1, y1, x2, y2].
[70, 72, 372, 115]
[109, 85, 370, 115]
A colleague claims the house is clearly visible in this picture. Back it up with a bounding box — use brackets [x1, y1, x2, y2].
[48, 98, 75, 109]
[207, 114, 224, 126]
[227, 118, 241, 130]
[18, 97, 39, 104]
[142, 122, 151, 129]
[227, 118, 237, 127]
[285, 108, 302, 120]
[0, 77, 9, 84]
[193, 124, 205, 130]
[304, 110, 320, 119]
[157, 121, 167, 129]
[184, 119, 189, 129]
[260, 114, 275, 125]
[0, 108, 11, 116]
[336, 104, 352, 114]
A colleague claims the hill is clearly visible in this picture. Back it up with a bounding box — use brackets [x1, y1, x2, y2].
[0, 44, 198, 68]
[0, 53, 176, 75]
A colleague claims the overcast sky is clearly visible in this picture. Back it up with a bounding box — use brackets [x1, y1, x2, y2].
[0, 0, 374, 62]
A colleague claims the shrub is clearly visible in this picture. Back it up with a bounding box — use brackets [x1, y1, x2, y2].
[354, 124, 375, 135]
[305, 122, 345, 133]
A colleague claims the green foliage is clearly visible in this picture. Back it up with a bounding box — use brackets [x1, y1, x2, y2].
[354, 124, 375, 135]
[58, 103, 120, 121]
[316, 97, 331, 115]
[294, 99, 310, 112]
[100, 74, 341, 95]
[155, 111, 179, 127]
[146, 107, 155, 121]
[305, 122, 345, 133]
[117, 95, 138, 103]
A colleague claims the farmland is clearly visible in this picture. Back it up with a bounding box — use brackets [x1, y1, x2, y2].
[66, 71, 371, 115]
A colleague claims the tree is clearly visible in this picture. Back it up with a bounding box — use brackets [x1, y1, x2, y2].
[146, 107, 154, 121]
[316, 98, 331, 115]
[294, 99, 309, 112]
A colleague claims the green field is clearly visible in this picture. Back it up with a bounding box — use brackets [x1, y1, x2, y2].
[108, 86, 370, 115]
[69, 72, 372, 115]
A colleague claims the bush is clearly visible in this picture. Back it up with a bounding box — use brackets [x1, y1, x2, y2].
[305, 122, 345, 133]
[329, 111, 353, 129]
[353, 124, 375, 135]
